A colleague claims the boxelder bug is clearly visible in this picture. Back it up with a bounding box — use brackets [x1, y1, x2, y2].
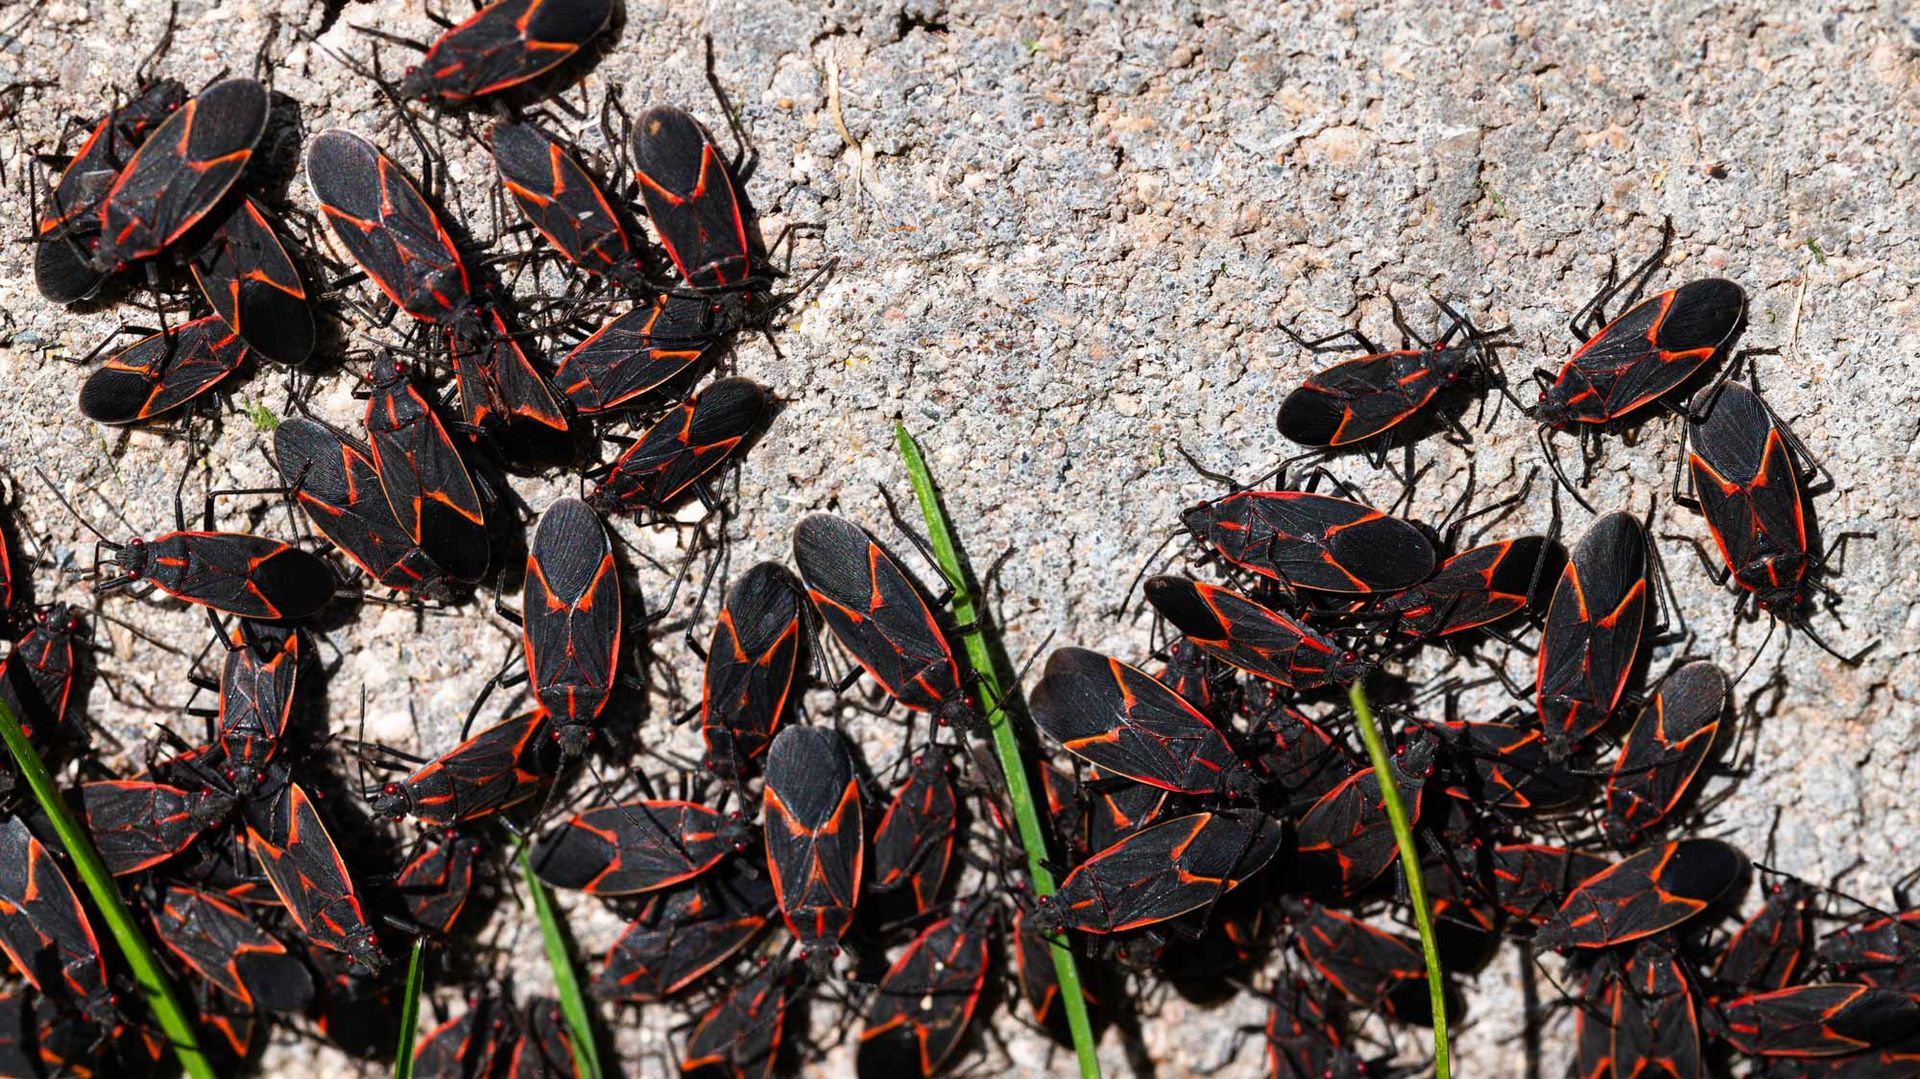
[1253, 705, 1351, 805]
[0, 604, 86, 745]
[95, 526, 337, 624]
[149, 883, 313, 1013]
[394, 828, 483, 936]
[1028, 646, 1261, 799]
[630, 105, 761, 293]
[306, 129, 477, 331]
[553, 293, 715, 415]
[1677, 380, 1872, 663]
[88, 77, 271, 275]
[1536, 837, 1747, 951]
[247, 782, 386, 974]
[1536, 510, 1650, 760]
[1718, 983, 1920, 1058]
[856, 901, 993, 1079]
[1486, 844, 1609, 926]
[34, 79, 186, 303]
[1263, 977, 1358, 1079]
[680, 958, 793, 1079]
[1371, 534, 1554, 643]
[521, 496, 621, 755]
[595, 861, 775, 1002]
[0, 817, 117, 1026]
[1287, 898, 1432, 1023]
[400, 0, 614, 103]
[188, 196, 316, 366]
[530, 799, 751, 896]
[1601, 660, 1728, 844]
[1293, 734, 1436, 896]
[368, 711, 557, 826]
[1181, 488, 1435, 594]
[1031, 810, 1282, 935]
[77, 315, 252, 426]
[698, 562, 805, 780]
[210, 623, 302, 797]
[363, 356, 490, 586]
[504, 999, 576, 1076]
[1145, 574, 1369, 690]
[868, 746, 957, 913]
[762, 724, 863, 966]
[588, 376, 768, 517]
[792, 512, 976, 730]
[1608, 939, 1700, 1079]
[273, 416, 459, 599]
[444, 306, 570, 439]
[1713, 877, 1815, 995]
[1430, 720, 1586, 813]
[412, 992, 510, 1076]
[1082, 765, 1174, 853]
[1276, 298, 1501, 450]
[489, 119, 645, 288]
[1814, 908, 1920, 988]
[76, 779, 232, 876]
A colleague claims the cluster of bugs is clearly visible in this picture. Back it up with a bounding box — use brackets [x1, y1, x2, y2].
[2, 0, 1906, 1076]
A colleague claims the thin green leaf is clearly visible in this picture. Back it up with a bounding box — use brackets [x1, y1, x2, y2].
[895, 425, 1101, 1079]
[0, 700, 216, 1079]
[392, 937, 427, 1079]
[519, 844, 602, 1079]
[1348, 681, 1450, 1078]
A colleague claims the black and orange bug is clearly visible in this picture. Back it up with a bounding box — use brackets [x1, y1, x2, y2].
[77, 315, 252, 426]
[306, 129, 477, 332]
[444, 306, 570, 438]
[1486, 844, 1610, 926]
[1677, 380, 1870, 662]
[273, 417, 458, 599]
[761, 725, 863, 965]
[1081, 765, 1174, 854]
[489, 119, 645, 288]
[531, 799, 751, 896]
[521, 497, 621, 756]
[368, 711, 557, 827]
[868, 746, 957, 913]
[1713, 878, 1816, 995]
[1155, 636, 1236, 722]
[1815, 907, 1920, 988]
[149, 883, 314, 1013]
[587, 376, 768, 517]
[629, 105, 762, 295]
[34, 78, 187, 303]
[1571, 959, 1618, 1079]
[595, 861, 775, 1002]
[1719, 983, 1920, 1058]
[76, 779, 233, 876]
[1276, 298, 1501, 450]
[1263, 977, 1358, 1079]
[680, 958, 793, 1079]
[698, 562, 805, 780]
[856, 901, 993, 1079]
[400, 0, 613, 103]
[363, 355, 490, 586]
[0, 818, 116, 1025]
[1431, 721, 1586, 813]
[792, 513, 976, 729]
[0, 604, 87, 746]
[552, 294, 715, 415]
[188, 196, 315, 366]
[1029, 646, 1261, 799]
[503, 999, 576, 1079]
[210, 622, 302, 797]
[1030, 810, 1282, 935]
[1608, 939, 1701, 1079]
[1254, 705, 1352, 805]
[1145, 575, 1369, 691]
[1601, 660, 1728, 844]
[413, 992, 511, 1078]
[394, 828, 483, 936]
[1535, 838, 1747, 951]
[247, 781, 386, 974]
[87, 77, 271, 275]
[1180, 488, 1435, 595]
[96, 526, 337, 623]
[1372, 535, 1554, 643]
[1293, 735, 1436, 896]
[1287, 899, 1432, 1023]
[1010, 904, 1089, 1042]
[1536, 510, 1650, 760]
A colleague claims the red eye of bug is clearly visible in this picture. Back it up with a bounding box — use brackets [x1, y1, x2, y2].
[382, 782, 400, 797]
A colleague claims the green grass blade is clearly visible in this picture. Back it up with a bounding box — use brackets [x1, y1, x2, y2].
[519, 843, 603, 1079]
[1347, 681, 1450, 1077]
[0, 700, 216, 1079]
[392, 936, 427, 1079]
[895, 425, 1102, 1079]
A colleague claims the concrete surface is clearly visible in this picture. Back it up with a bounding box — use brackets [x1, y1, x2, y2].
[2, 0, 1918, 1075]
